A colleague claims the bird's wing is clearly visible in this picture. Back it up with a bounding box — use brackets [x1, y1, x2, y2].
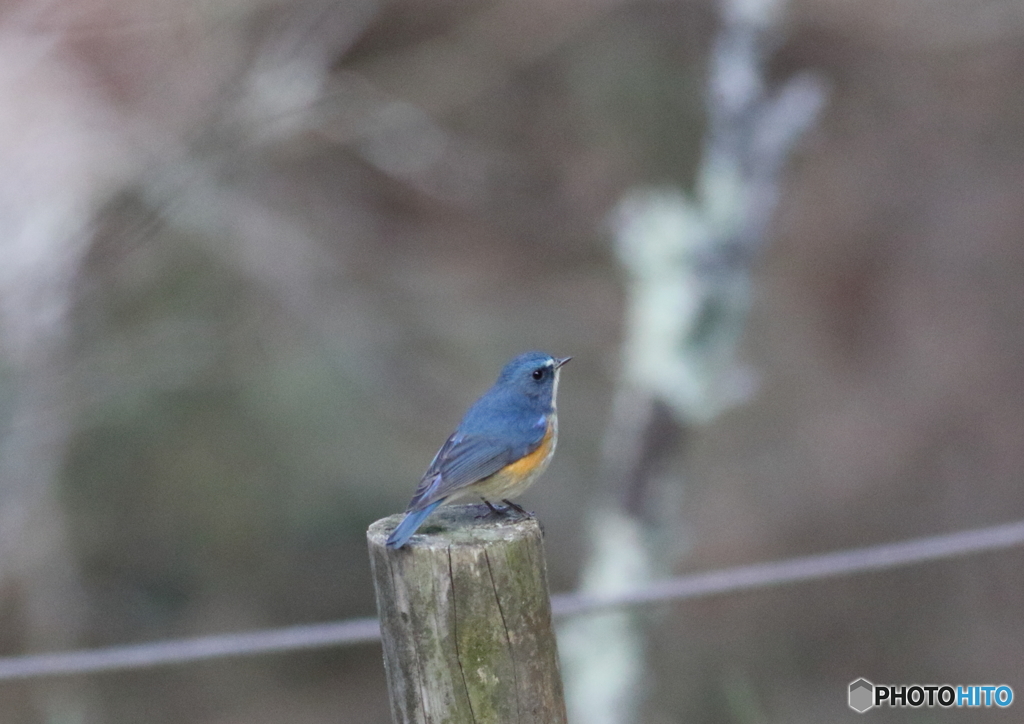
[406, 433, 519, 511]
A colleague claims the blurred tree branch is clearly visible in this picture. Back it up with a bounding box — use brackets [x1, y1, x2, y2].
[0, 4, 376, 721]
[558, 0, 826, 721]
[0, 23, 137, 723]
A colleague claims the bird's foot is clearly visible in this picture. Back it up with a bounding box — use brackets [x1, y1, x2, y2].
[501, 499, 533, 517]
[475, 499, 502, 519]
[476, 498, 533, 519]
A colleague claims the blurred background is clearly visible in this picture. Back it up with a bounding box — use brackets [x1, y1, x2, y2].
[0, 0, 1023, 722]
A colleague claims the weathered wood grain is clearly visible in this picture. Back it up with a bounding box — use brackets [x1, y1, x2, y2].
[368, 505, 567, 724]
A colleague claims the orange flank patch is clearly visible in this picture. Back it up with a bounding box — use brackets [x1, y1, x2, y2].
[469, 420, 557, 501]
[502, 423, 556, 478]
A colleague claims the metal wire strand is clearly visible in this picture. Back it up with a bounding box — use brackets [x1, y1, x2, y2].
[1, 519, 1023, 681]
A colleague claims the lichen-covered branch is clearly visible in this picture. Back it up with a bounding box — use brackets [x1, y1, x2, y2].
[559, 0, 827, 721]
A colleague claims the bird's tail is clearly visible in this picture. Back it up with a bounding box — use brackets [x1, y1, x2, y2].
[385, 499, 444, 549]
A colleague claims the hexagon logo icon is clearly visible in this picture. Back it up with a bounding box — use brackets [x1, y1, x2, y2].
[849, 679, 874, 713]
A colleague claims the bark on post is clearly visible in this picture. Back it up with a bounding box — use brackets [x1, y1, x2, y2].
[368, 505, 567, 724]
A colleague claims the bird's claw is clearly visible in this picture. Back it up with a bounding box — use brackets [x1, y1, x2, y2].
[476, 498, 533, 519]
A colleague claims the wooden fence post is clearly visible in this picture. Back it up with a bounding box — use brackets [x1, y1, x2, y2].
[368, 505, 567, 724]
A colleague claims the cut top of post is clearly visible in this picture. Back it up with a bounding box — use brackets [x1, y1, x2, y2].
[368, 504, 539, 551]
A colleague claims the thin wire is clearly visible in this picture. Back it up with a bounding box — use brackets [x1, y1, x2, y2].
[1, 519, 1023, 682]
[0, 619, 380, 681]
[550, 518, 1024, 616]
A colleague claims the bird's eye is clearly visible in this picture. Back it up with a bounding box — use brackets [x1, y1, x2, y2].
[532, 367, 546, 381]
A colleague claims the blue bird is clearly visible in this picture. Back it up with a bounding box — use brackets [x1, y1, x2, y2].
[386, 351, 570, 549]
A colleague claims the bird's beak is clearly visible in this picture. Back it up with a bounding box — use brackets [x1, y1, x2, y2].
[554, 356, 572, 369]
